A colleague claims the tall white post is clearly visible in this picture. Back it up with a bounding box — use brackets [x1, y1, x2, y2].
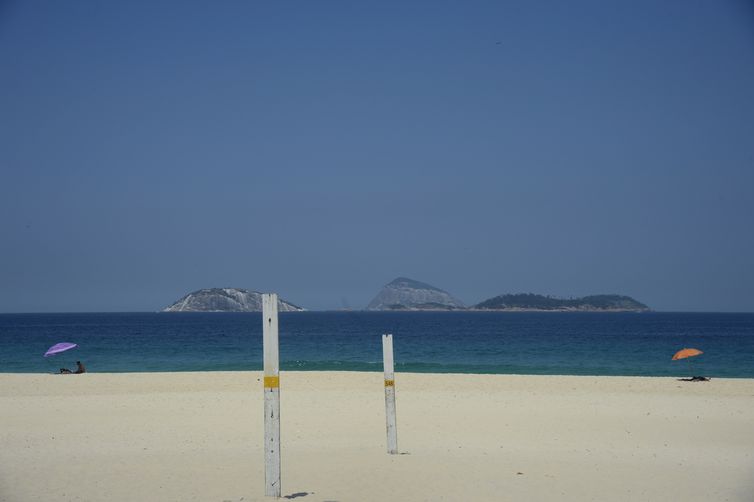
[382, 334, 398, 454]
[262, 294, 281, 497]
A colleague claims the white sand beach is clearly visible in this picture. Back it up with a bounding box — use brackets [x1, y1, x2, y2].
[1, 371, 753, 502]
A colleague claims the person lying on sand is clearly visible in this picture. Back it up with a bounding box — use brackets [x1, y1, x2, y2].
[679, 376, 710, 382]
[59, 361, 86, 374]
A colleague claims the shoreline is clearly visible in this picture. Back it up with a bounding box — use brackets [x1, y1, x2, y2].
[3, 369, 753, 379]
[2, 371, 753, 501]
[4, 369, 754, 380]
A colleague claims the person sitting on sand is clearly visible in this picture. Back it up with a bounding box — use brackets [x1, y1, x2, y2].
[59, 361, 86, 374]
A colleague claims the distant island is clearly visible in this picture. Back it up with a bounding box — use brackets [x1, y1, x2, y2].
[161, 282, 650, 313]
[473, 293, 649, 312]
[364, 277, 649, 312]
[366, 277, 466, 311]
[162, 288, 304, 312]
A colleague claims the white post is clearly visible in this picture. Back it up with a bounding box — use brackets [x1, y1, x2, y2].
[382, 334, 398, 454]
[262, 294, 281, 497]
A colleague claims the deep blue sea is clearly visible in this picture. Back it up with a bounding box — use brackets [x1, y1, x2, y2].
[1, 312, 753, 377]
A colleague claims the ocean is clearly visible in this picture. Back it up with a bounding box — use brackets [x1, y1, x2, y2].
[1, 311, 753, 377]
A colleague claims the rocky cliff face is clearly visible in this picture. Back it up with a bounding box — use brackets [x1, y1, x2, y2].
[162, 288, 304, 312]
[366, 277, 465, 310]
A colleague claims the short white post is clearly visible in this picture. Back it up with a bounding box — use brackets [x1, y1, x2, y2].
[262, 294, 281, 497]
[382, 334, 398, 454]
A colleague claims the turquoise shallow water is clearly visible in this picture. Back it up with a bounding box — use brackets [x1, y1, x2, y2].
[1, 311, 753, 377]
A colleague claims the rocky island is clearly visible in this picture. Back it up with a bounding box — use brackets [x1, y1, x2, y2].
[366, 277, 465, 310]
[162, 288, 304, 312]
[473, 293, 649, 312]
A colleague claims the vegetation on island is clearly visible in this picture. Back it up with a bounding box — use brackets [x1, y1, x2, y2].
[474, 293, 649, 312]
[385, 277, 445, 292]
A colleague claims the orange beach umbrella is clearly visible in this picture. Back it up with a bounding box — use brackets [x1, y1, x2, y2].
[672, 348, 703, 361]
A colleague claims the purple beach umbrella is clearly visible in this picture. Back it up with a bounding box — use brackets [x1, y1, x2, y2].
[44, 342, 78, 357]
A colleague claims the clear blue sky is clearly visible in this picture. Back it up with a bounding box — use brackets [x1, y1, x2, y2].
[1, 1, 753, 312]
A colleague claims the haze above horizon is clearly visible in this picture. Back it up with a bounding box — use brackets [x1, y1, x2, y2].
[2, 1, 753, 313]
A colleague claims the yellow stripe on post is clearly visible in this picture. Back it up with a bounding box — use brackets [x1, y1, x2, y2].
[384, 379, 395, 387]
[264, 376, 280, 389]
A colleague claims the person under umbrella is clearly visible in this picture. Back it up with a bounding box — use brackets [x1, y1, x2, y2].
[44, 343, 86, 374]
[60, 361, 86, 374]
[672, 348, 708, 381]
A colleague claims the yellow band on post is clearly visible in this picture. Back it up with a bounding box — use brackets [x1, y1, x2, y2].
[264, 376, 280, 389]
[384, 379, 395, 387]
